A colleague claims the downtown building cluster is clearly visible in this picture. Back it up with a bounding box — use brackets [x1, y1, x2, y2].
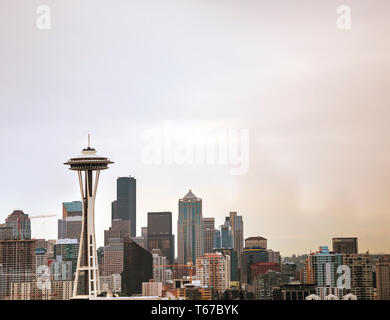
[1, 178, 390, 300]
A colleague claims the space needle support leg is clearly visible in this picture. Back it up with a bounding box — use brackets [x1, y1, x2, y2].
[73, 170, 85, 298]
[92, 170, 101, 295]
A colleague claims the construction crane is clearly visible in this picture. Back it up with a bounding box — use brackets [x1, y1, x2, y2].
[16, 214, 57, 240]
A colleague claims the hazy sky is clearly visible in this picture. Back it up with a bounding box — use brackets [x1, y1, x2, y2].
[1, 1, 390, 256]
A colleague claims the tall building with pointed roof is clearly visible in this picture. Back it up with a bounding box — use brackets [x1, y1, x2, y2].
[177, 190, 204, 266]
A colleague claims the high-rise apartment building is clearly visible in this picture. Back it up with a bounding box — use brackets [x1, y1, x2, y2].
[342, 253, 374, 300]
[254, 270, 283, 300]
[332, 237, 358, 254]
[202, 218, 215, 254]
[213, 248, 239, 281]
[112, 177, 137, 237]
[148, 212, 174, 264]
[0, 239, 37, 299]
[305, 246, 343, 297]
[177, 190, 203, 265]
[196, 253, 231, 294]
[152, 249, 167, 284]
[53, 239, 79, 275]
[142, 280, 163, 297]
[376, 255, 390, 300]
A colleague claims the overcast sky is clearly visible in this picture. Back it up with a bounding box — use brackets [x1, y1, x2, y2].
[1, 0, 390, 256]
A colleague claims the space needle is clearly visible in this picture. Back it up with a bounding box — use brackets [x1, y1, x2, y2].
[64, 136, 113, 299]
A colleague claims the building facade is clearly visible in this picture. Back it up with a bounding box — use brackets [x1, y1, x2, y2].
[113, 177, 137, 237]
[177, 190, 204, 266]
[0, 239, 37, 299]
[196, 253, 231, 294]
[332, 237, 358, 254]
[148, 212, 174, 264]
[202, 217, 215, 254]
[121, 238, 153, 296]
[376, 255, 390, 300]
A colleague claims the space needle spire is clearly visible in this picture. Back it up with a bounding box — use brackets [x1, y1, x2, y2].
[64, 136, 114, 299]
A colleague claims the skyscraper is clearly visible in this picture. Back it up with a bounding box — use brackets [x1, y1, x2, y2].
[62, 201, 82, 219]
[177, 190, 204, 265]
[147, 212, 174, 264]
[5, 210, 31, 240]
[121, 238, 153, 296]
[202, 217, 215, 254]
[196, 253, 231, 294]
[332, 237, 358, 254]
[342, 253, 374, 300]
[113, 177, 136, 237]
[64, 138, 113, 299]
[376, 255, 390, 300]
[58, 201, 83, 241]
[225, 212, 244, 268]
[306, 246, 343, 299]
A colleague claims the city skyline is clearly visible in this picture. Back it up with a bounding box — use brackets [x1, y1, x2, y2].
[1, 0, 390, 257]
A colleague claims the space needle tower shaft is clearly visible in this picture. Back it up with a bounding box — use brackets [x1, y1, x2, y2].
[64, 136, 113, 299]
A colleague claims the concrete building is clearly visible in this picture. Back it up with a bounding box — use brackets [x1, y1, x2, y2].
[152, 250, 167, 284]
[250, 262, 281, 283]
[0, 239, 37, 299]
[196, 253, 231, 294]
[254, 270, 283, 300]
[103, 238, 124, 277]
[376, 255, 390, 300]
[10, 280, 73, 300]
[202, 217, 215, 254]
[148, 212, 174, 264]
[245, 237, 267, 249]
[104, 219, 131, 246]
[332, 237, 358, 254]
[213, 248, 239, 281]
[305, 246, 343, 297]
[50, 258, 73, 281]
[100, 274, 121, 293]
[142, 280, 163, 297]
[53, 239, 79, 276]
[342, 253, 374, 300]
[273, 283, 316, 300]
[281, 262, 297, 283]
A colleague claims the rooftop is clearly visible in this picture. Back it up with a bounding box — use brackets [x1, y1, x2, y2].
[183, 189, 198, 200]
